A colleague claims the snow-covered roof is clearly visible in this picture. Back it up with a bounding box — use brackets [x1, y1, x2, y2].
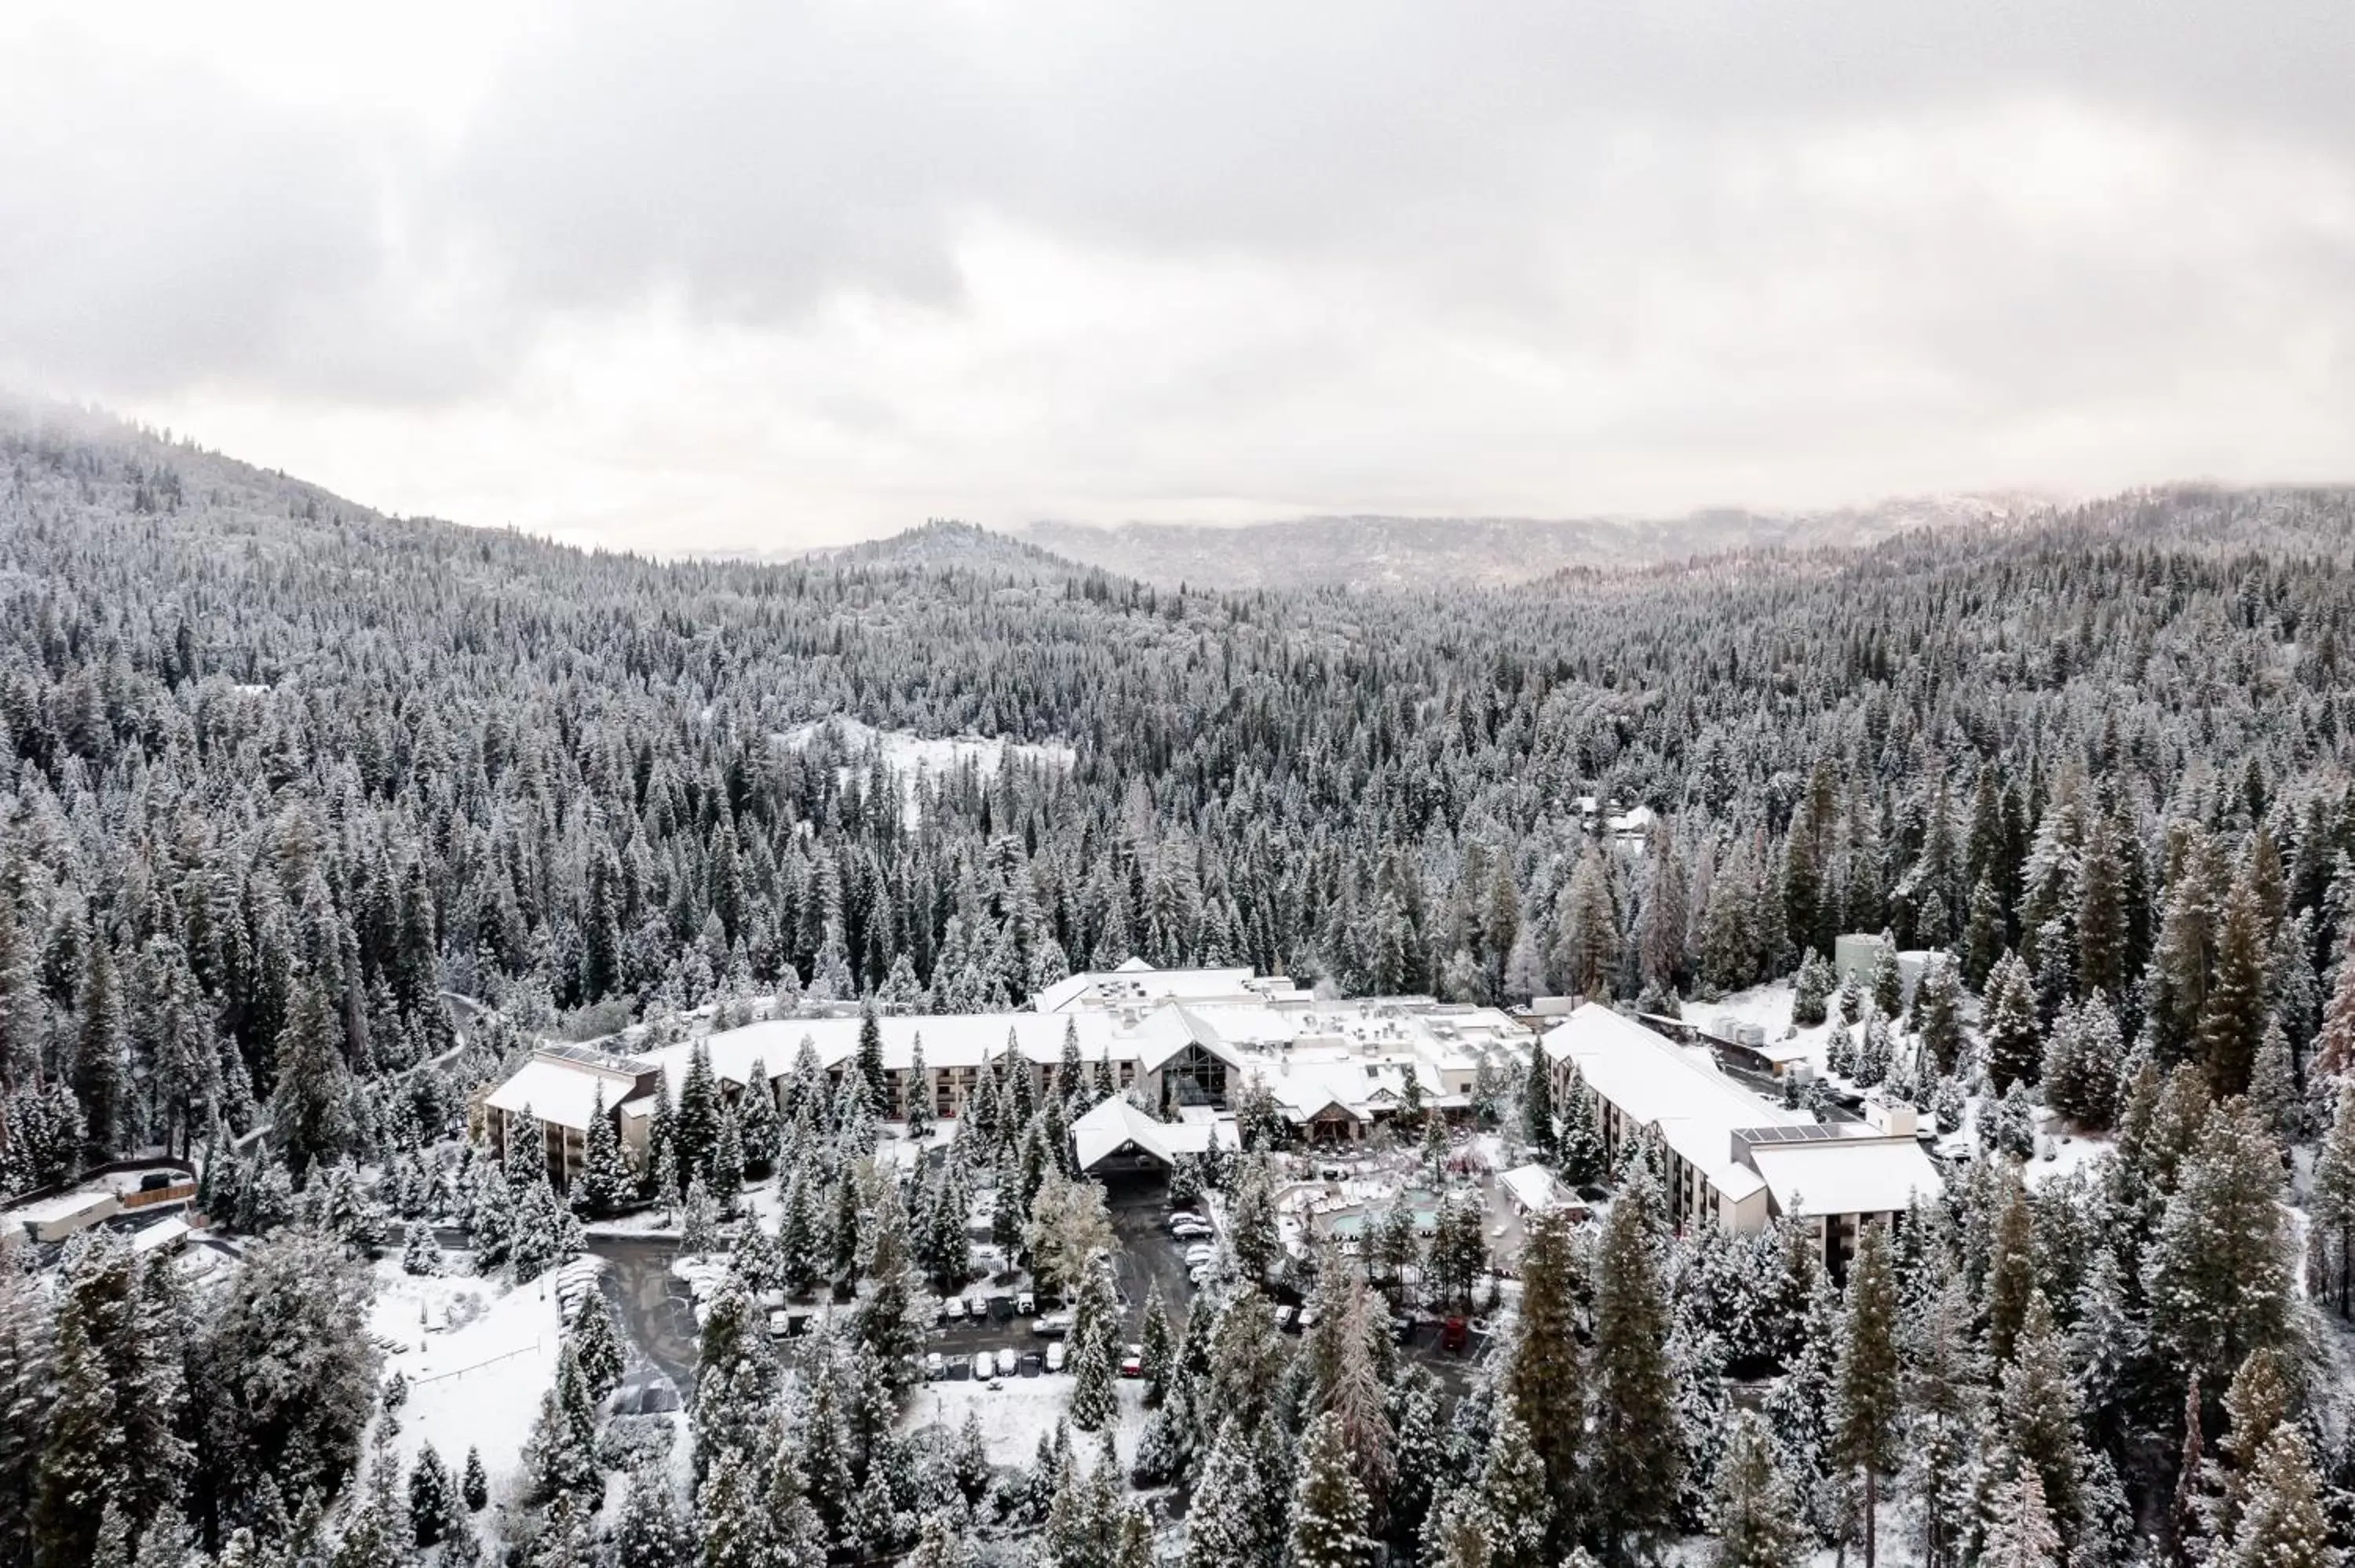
[1746, 1136, 1944, 1220]
[1499, 1164, 1569, 1213]
[1608, 804, 1656, 837]
[1543, 1004, 1804, 1203]
[1031, 961, 1299, 1014]
[9, 1187, 118, 1226]
[130, 1216, 192, 1253]
[485, 1058, 620, 1132]
[489, 971, 1534, 1130]
[683, 1010, 1126, 1097]
[1070, 1097, 1219, 1172]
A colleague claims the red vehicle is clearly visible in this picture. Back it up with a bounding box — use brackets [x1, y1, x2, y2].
[1440, 1317, 1469, 1354]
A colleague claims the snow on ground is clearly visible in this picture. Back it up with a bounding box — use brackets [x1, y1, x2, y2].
[372, 1259, 565, 1503]
[1703, 982, 1843, 1078]
[778, 718, 1075, 824]
[901, 1374, 1150, 1471]
[2024, 1118, 2115, 1190]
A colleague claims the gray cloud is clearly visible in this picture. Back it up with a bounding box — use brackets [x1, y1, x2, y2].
[0, 2, 2350, 542]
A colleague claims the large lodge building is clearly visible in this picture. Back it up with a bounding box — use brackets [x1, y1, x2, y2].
[483, 961, 1942, 1270]
[484, 959, 1530, 1180]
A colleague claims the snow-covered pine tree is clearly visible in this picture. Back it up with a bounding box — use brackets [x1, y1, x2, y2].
[611, 1462, 687, 1568]
[709, 1096, 746, 1212]
[1713, 1411, 1808, 1568]
[1590, 1179, 1681, 1557]
[2246, 1016, 2302, 1145]
[1984, 951, 2043, 1092]
[1286, 1413, 1371, 1568]
[1980, 1468, 2061, 1568]
[2219, 1424, 2335, 1568]
[568, 1285, 625, 1401]
[693, 1445, 769, 1568]
[2142, 1099, 2294, 1391]
[1477, 1400, 1550, 1568]
[521, 1342, 601, 1504]
[1999, 1290, 2088, 1548]
[1792, 950, 1833, 1027]
[2313, 1078, 2355, 1317]
[1504, 1209, 1582, 1543]
[678, 1175, 718, 1255]
[572, 1086, 634, 1218]
[1518, 1045, 1555, 1161]
[1138, 1285, 1174, 1406]
[406, 1444, 464, 1548]
[1835, 1220, 1900, 1566]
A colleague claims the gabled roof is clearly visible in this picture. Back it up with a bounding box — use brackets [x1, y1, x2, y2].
[1070, 1097, 1218, 1172]
[1542, 1003, 1802, 1202]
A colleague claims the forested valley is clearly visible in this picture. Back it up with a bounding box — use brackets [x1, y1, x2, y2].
[4, 408, 2355, 1568]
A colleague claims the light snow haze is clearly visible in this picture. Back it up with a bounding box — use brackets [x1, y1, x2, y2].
[2, 2, 2353, 550]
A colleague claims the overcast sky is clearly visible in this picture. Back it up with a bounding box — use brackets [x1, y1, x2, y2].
[2, 2, 2352, 551]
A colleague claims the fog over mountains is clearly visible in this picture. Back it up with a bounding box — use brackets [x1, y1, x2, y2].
[1010, 495, 2052, 590]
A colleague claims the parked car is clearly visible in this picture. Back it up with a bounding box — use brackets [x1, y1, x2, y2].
[1046, 1340, 1068, 1373]
[1031, 1311, 1075, 1337]
[1183, 1244, 1216, 1267]
[925, 1352, 945, 1380]
[973, 1350, 997, 1379]
[946, 1354, 973, 1381]
[1165, 1210, 1204, 1231]
[1440, 1317, 1469, 1353]
[942, 1296, 966, 1324]
[1016, 1289, 1037, 1316]
[1271, 1304, 1298, 1333]
[1170, 1220, 1214, 1242]
[1188, 1264, 1210, 1289]
[1296, 1307, 1320, 1332]
[1019, 1351, 1044, 1377]
[1120, 1344, 1145, 1378]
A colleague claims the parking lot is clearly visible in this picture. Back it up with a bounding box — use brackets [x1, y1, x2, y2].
[590, 1169, 1492, 1404]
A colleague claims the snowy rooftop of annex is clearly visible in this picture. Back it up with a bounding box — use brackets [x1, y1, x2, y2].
[1543, 1003, 1804, 1199]
[1745, 1136, 1944, 1219]
[1031, 958, 1304, 1014]
[485, 1056, 630, 1132]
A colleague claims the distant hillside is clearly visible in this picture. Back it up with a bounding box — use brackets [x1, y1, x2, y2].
[800, 519, 1092, 581]
[1018, 495, 2046, 589]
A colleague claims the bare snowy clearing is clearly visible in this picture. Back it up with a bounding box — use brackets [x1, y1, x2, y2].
[371, 1259, 565, 1503]
[777, 718, 1076, 823]
[902, 1373, 1151, 1471]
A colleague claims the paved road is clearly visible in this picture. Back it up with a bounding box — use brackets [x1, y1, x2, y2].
[586, 1234, 703, 1400]
[1106, 1181, 1197, 1333]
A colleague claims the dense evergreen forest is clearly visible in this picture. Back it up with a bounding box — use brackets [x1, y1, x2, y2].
[5, 409, 2355, 1568]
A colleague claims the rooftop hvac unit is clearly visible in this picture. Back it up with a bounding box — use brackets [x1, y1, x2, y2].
[1734, 1023, 1766, 1048]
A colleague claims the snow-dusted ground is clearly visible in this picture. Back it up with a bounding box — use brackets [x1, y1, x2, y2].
[901, 1374, 1150, 1471]
[777, 718, 1075, 824]
[1701, 981, 1846, 1080]
[2024, 1120, 2115, 1190]
[372, 1259, 565, 1504]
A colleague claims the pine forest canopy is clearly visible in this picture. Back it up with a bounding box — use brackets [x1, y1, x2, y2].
[2, 403, 2354, 1183]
